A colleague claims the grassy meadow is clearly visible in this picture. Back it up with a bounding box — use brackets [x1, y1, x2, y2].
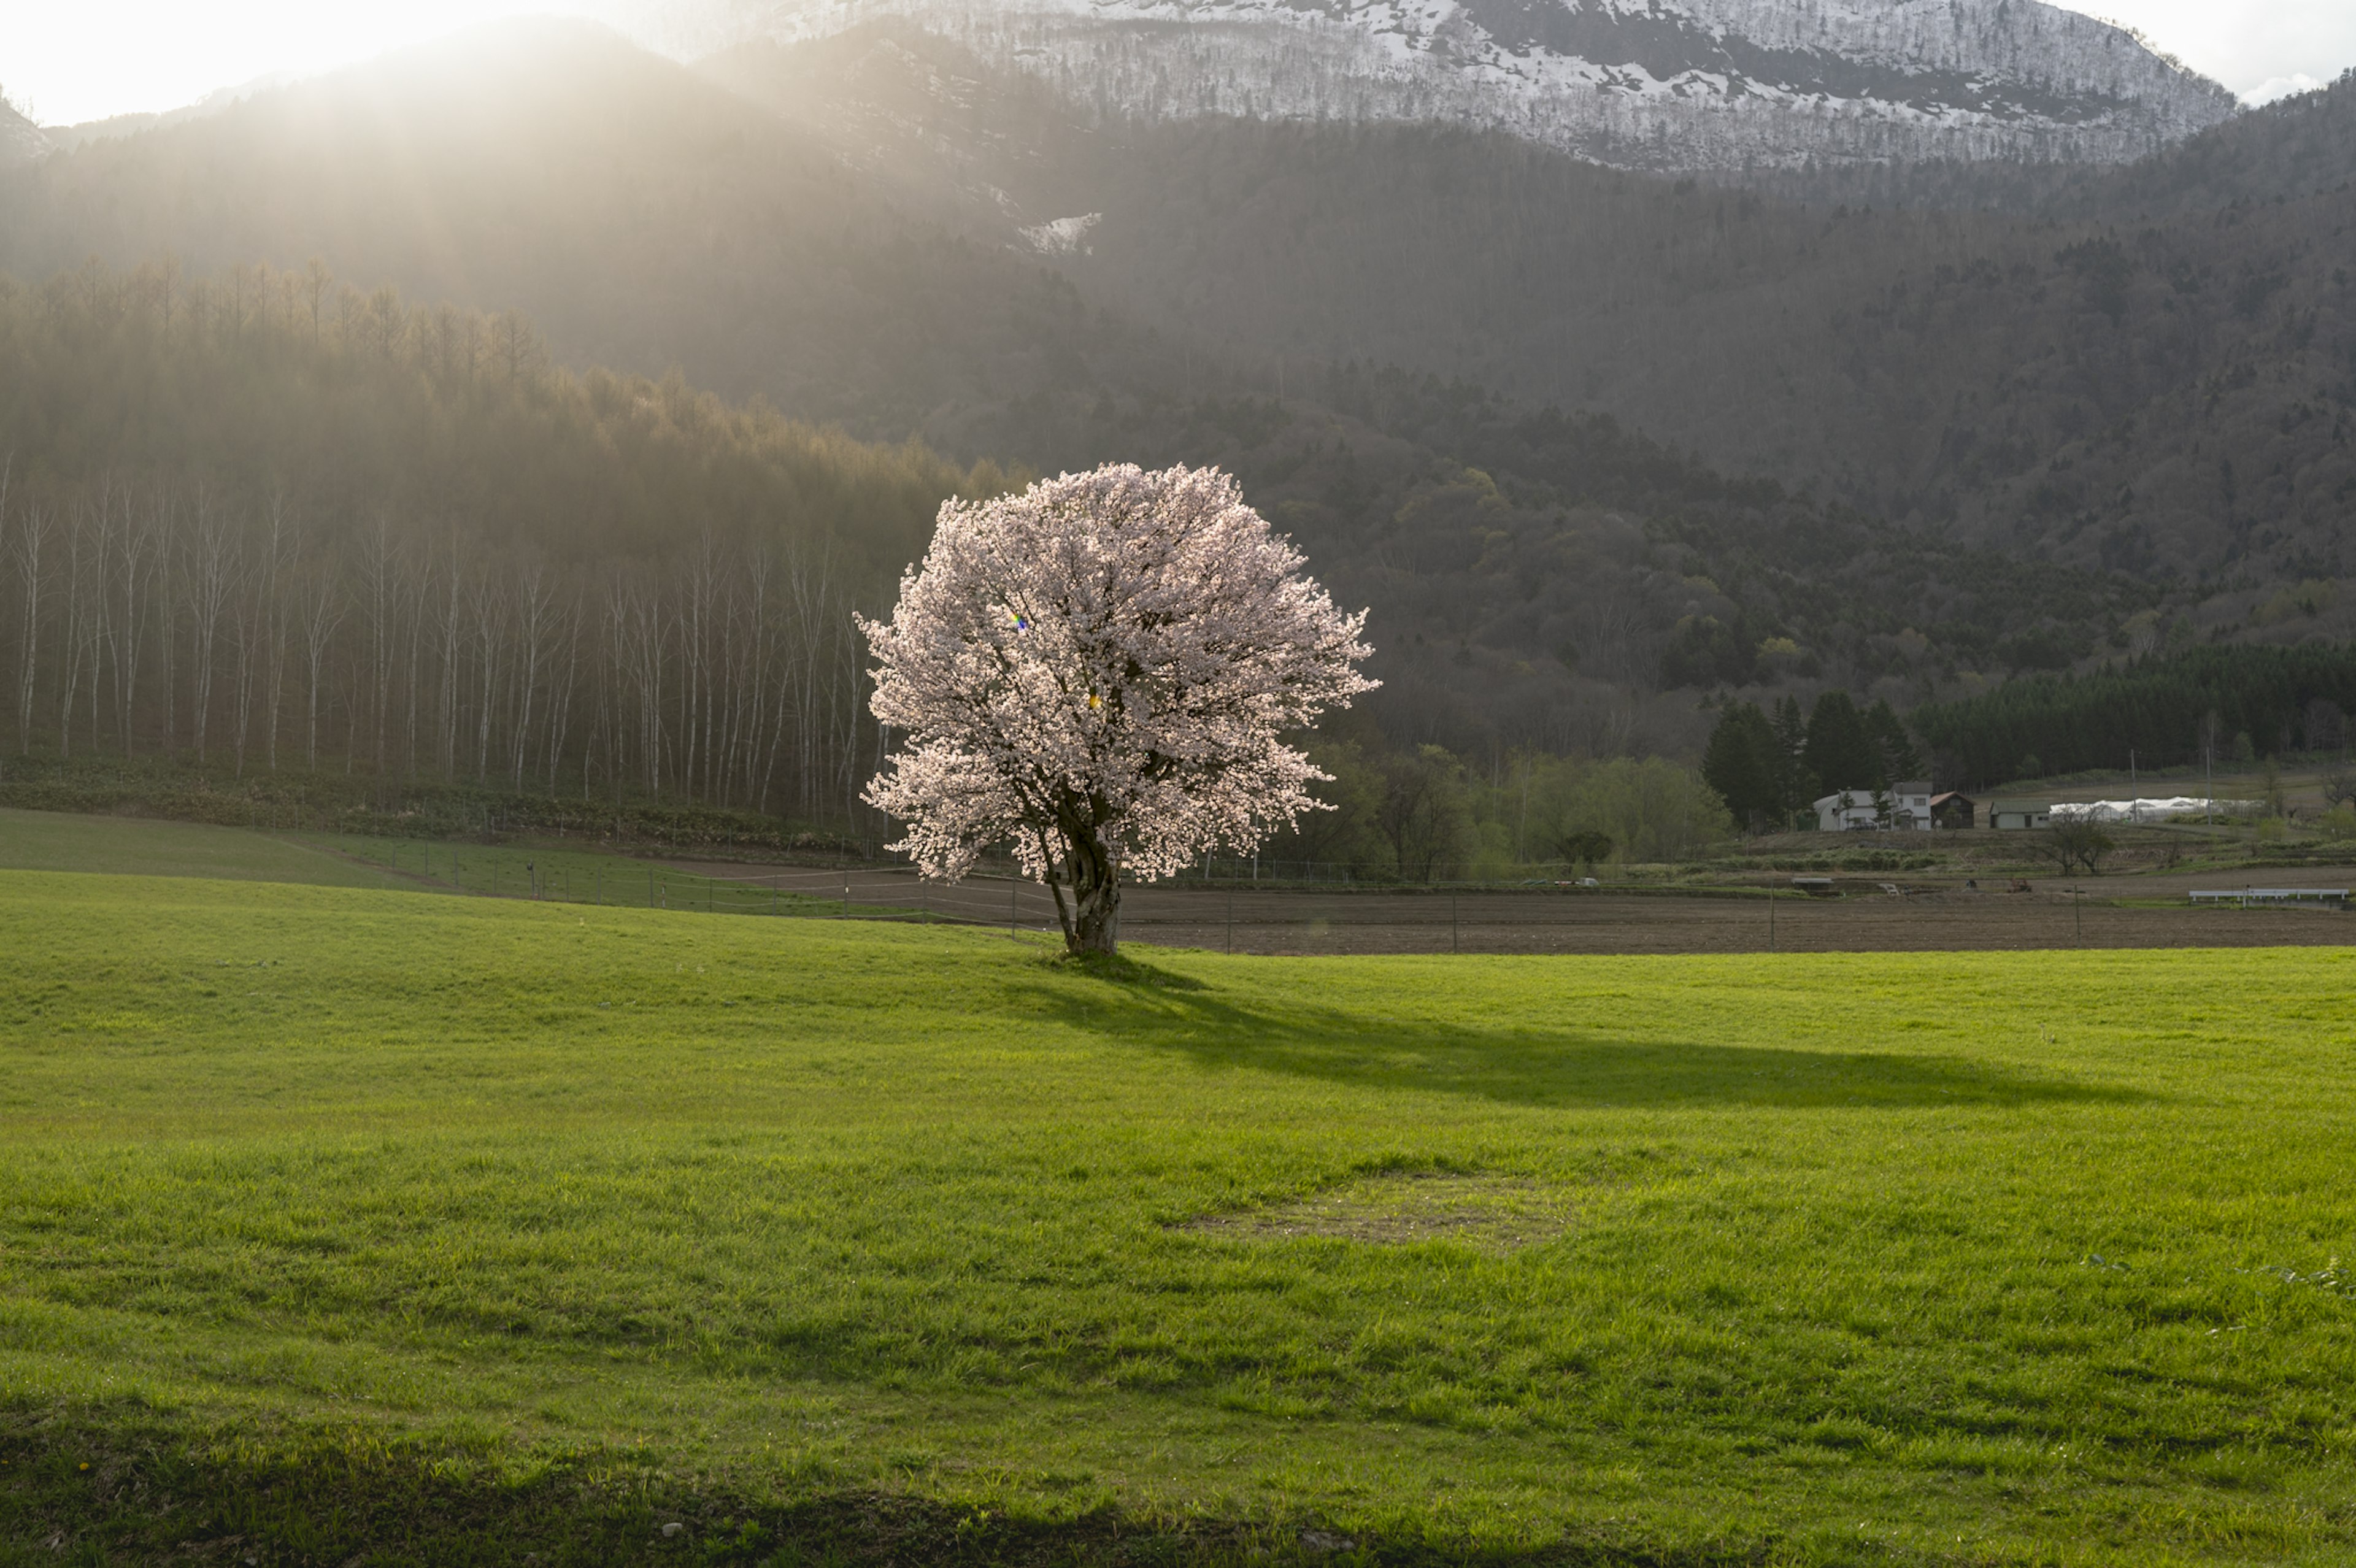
[1, 822, 2354, 1564]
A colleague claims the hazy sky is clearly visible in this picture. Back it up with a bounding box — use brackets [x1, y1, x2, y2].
[5, 1, 2353, 126]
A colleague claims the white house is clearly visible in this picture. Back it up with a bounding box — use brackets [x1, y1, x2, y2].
[1814, 780, 1934, 831]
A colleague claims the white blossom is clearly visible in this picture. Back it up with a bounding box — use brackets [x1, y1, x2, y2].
[860, 463, 1375, 952]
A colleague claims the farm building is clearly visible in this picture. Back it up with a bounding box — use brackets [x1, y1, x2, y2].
[1987, 799, 2053, 831]
[1931, 792, 1977, 829]
[1813, 781, 1934, 831]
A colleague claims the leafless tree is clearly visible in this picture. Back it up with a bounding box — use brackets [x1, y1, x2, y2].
[294, 558, 345, 772]
[182, 488, 239, 765]
[2, 467, 47, 756]
[508, 555, 562, 791]
[541, 580, 582, 796]
[100, 483, 164, 757]
[466, 571, 508, 783]
[434, 530, 465, 780]
[53, 504, 95, 761]
[353, 516, 399, 781]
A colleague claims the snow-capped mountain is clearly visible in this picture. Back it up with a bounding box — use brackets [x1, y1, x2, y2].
[607, 0, 2238, 172]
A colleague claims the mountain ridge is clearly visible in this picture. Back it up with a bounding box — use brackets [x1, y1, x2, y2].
[609, 0, 2236, 174]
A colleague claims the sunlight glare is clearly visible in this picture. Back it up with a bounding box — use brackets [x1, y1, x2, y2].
[6, 2, 588, 126]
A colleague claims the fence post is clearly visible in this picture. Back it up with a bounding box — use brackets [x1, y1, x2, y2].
[1011, 878, 1018, 939]
[842, 874, 850, 919]
[1452, 894, 1460, 954]
[1226, 885, 1235, 955]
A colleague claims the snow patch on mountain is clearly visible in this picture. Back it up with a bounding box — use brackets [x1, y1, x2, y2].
[1020, 212, 1102, 253]
[610, 0, 2238, 172]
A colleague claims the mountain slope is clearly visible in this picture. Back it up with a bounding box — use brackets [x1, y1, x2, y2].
[0, 95, 48, 165]
[1, 18, 2343, 747]
[704, 27, 2356, 580]
[614, 0, 2235, 174]
[0, 18, 1169, 438]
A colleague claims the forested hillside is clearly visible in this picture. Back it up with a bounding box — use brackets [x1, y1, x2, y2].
[0, 21, 1180, 445]
[709, 28, 2356, 581]
[0, 263, 998, 824]
[3, 18, 2349, 783]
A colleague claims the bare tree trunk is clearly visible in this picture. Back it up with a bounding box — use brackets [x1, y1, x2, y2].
[3, 478, 48, 757]
[786, 547, 836, 820]
[509, 558, 555, 791]
[296, 566, 344, 772]
[542, 584, 580, 796]
[437, 532, 463, 781]
[355, 516, 396, 785]
[55, 508, 93, 762]
[620, 575, 665, 799]
[262, 496, 292, 773]
[399, 545, 431, 782]
[469, 575, 506, 783]
[227, 502, 278, 777]
[107, 485, 164, 758]
[88, 482, 118, 755]
[183, 488, 237, 767]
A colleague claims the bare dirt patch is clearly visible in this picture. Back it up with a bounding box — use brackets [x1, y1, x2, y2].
[1184, 1172, 1574, 1251]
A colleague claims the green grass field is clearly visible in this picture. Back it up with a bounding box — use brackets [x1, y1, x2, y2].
[0, 806, 870, 918]
[2, 832, 2354, 1564]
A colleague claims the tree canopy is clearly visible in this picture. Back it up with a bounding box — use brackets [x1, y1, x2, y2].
[862, 464, 1374, 953]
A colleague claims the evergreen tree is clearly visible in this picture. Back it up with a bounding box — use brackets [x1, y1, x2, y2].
[1910, 644, 2356, 782]
[1701, 702, 1782, 830]
[1803, 692, 1882, 796]
[1866, 699, 1927, 782]
[1771, 695, 1814, 818]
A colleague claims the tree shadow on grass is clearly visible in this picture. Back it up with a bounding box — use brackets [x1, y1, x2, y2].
[1020, 972, 2141, 1111]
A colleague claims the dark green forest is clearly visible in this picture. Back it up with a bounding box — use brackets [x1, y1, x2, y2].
[1910, 644, 2356, 786]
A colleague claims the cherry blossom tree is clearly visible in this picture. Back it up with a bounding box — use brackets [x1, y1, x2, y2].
[860, 464, 1375, 955]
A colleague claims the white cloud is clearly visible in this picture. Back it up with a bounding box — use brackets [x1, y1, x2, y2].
[2051, 1, 2356, 102]
[2242, 73, 2326, 106]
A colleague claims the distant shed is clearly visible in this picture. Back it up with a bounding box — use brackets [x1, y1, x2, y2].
[1988, 799, 2052, 831]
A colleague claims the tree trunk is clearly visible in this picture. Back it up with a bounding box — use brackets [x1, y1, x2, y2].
[1056, 820, 1121, 956]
